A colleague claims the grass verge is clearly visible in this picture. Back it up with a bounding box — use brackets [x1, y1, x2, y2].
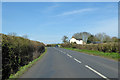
[63, 47, 120, 61]
[9, 47, 47, 79]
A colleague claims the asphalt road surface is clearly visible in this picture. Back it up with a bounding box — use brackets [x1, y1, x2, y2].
[21, 47, 118, 79]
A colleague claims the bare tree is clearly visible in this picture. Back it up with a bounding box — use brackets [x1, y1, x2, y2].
[103, 35, 111, 42]
[95, 33, 111, 42]
[73, 32, 91, 43]
[62, 36, 68, 43]
[73, 33, 82, 39]
[95, 33, 106, 42]
[8, 32, 17, 36]
[82, 32, 91, 43]
[22, 34, 28, 39]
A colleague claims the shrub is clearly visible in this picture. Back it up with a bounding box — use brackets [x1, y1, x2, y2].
[61, 42, 119, 53]
[2, 34, 45, 79]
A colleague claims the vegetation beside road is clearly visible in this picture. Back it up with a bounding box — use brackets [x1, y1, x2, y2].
[62, 32, 118, 44]
[62, 47, 120, 61]
[61, 42, 119, 61]
[61, 43, 119, 53]
[9, 47, 47, 79]
[2, 34, 45, 79]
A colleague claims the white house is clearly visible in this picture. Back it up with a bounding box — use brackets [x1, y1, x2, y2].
[70, 37, 85, 44]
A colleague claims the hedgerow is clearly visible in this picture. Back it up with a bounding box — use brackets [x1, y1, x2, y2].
[2, 34, 45, 79]
[61, 42, 119, 53]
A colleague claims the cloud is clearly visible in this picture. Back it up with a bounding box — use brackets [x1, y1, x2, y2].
[55, 8, 96, 16]
[47, 4, 59, 10]
[67, 18, 118, 37]
[42, 3, 60, 13]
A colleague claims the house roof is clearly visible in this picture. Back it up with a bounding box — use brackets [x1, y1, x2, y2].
[76, 39, 82, 40]
[72, 36, 75, 38]
[71, 37, 82, 40]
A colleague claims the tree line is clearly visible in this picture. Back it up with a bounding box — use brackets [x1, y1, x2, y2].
[62, 32, 118, 44]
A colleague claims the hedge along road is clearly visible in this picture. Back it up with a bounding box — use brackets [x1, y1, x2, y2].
[20, 47, 118, 79]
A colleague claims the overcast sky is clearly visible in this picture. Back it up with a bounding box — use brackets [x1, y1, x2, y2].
[2, 2, 118, 44]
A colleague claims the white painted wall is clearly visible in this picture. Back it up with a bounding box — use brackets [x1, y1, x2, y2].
[70, 38, 84, 44]
[70, 38, 76, 43]
[76, 40, 83, 44]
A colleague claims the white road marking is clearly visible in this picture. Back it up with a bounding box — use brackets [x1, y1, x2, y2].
[74, 58, 81, 63]
[54, 47, 66, 54]
[60, 50, 65, 54]
[85, 65, 110, 80]
[54, 47, 110, 80]
[68, 55, 72, 58]
[67, 54, 72, 58]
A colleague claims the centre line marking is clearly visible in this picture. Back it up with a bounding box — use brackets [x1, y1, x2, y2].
[67, 54, 72, 58]
[60, 50, 64, 53]
[67, 54, 69, 56]
[85, 65, 110, 80]
[74, 58, 81, 63]
[69, 55, 72, 58]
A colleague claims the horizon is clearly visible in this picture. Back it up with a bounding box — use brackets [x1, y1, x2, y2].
[2, 2, 118, 44]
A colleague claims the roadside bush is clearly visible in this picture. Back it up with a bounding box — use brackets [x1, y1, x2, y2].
[61, 42, 119, 53]
[2, 34, 45, 79]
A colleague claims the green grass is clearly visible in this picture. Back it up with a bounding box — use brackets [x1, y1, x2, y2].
[63, 47, 120, 61]
[9, 47, 47, 79]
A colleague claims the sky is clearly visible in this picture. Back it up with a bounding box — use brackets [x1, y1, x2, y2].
[1, 0, 119, 2]
[2, 2, 118, 44]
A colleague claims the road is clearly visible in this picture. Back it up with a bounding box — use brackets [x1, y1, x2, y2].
[21, 47, 118, 79]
